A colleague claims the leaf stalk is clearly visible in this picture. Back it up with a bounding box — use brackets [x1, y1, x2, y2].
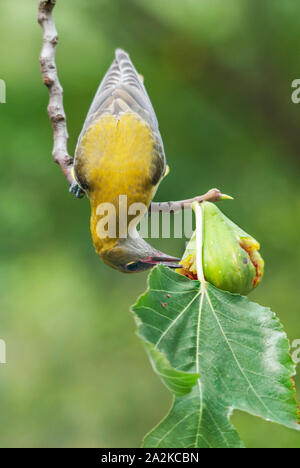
[192, 201, 206, 284]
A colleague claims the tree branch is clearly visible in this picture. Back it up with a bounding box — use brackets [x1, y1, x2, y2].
[149, 189, 231, 213]
[38, 0, 73, 185]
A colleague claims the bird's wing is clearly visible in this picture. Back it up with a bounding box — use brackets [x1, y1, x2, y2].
[76, 49, 166, 170]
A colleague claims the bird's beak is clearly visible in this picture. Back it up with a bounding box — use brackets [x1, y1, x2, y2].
[141, 252, 181, 269]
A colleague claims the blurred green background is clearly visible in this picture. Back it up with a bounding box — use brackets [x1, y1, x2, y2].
[0, 0, 299, 448]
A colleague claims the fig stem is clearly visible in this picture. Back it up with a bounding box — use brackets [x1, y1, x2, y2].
[192, 202, 205, 284]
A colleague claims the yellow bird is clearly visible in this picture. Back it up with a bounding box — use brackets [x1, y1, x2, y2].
[72, 49, 221, 273]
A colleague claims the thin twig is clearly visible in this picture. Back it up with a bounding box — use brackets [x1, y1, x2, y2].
[149, 188, 229, 213]
[38, 0, 73, 185]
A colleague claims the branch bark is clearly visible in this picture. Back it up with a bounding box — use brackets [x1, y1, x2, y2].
[149, 188, 229, 213]
[38, 0, 73, 185]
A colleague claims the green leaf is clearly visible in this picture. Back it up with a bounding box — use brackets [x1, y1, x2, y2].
[144, 342, 200, 397]
[132, 266, 299, 448]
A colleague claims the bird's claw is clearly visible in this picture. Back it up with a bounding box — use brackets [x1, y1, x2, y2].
[69, 181, 85, 199]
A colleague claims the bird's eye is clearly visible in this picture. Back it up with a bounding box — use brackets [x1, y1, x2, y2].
[126, 262, 139, 272]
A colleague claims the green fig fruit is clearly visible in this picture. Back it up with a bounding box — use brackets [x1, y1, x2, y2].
[177, 202, 264, 295]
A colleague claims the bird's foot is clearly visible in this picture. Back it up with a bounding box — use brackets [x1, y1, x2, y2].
[69, 181, 85, 199]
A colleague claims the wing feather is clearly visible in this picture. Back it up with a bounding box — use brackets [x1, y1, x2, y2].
[76, 49, 166, 181]
[80, 49, 160, 135]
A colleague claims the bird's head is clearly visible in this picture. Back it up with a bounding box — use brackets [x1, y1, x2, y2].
[101, 235, 180, 273]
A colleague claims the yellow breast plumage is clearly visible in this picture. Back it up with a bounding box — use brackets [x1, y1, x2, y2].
[75, 113, 161, 254]
[76, 113, 156, 204]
